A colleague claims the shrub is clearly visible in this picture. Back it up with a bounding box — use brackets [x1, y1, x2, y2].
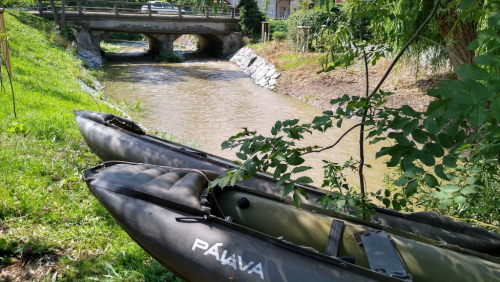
[237, 0, 265, 35]
[270, 20, 288, 34]
[272, 31, 286, 41]
[287, 8, 330, 51]
[162, 51, 183, 63]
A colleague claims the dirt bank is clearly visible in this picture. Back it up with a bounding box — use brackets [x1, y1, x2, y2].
[249, 41, 453, 113]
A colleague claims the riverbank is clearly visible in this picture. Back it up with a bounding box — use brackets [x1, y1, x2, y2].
[0, 11, 180, 281]
[247, 41, 453, 113]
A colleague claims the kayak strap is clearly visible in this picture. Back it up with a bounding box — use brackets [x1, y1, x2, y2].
[361, 230, 410, 280]
[324, 219, 344, 257]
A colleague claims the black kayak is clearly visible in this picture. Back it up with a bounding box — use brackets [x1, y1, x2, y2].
[82, 162, 500, 282]
[74, 110, 500, 256]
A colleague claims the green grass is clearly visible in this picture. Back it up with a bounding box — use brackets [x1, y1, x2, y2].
[0, 11, 181, 281]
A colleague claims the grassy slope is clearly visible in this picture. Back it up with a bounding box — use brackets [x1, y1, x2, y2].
[0, 11, 180, 282]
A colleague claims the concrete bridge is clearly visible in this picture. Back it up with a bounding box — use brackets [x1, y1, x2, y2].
[35, 0, 244, 66]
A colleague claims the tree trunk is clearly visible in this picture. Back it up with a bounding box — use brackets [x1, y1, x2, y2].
[435, 10, 478, 71]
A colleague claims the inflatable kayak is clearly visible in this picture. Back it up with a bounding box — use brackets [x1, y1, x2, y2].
[82, 162, 500, 282]
[74, 110, 500, 256]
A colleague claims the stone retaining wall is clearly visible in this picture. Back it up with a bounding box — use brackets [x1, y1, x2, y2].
[229, 47, 280, 91]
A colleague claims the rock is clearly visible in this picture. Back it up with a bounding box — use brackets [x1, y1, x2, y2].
[230, 46, 280, 91]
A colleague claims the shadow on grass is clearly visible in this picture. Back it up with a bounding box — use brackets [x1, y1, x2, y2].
[61, 248, 182, 282]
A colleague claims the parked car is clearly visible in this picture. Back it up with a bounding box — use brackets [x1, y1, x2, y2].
[141, 1, 185, 14]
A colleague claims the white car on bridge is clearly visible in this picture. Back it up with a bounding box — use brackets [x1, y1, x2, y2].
[141, 1, 186, 14]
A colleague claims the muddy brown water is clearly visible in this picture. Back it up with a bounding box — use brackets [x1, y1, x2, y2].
[100, 40, 391, 193]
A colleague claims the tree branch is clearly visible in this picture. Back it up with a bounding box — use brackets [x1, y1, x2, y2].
[301, 123, 362, 155]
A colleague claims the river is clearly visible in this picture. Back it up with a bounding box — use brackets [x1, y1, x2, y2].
[100, 40, 391, 193]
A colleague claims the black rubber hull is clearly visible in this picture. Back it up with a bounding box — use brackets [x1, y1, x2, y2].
[85, 173, 402, 282]
[74, 110, 500, 256]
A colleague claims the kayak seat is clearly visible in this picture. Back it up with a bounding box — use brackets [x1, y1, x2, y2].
[361, 230, 410, 280]
[324, 219, 344, 257]
[87, 163, 218, 210]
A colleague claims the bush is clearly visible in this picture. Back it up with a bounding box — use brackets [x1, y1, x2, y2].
[237, 0, 265, 35]
[287, 8, 330, 51]
[270, 20, 288, 34]
[162, 51, 183, 63]
[272, 31, 286, 41]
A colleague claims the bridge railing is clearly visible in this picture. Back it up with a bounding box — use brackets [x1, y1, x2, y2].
[37, 0, 239, 25]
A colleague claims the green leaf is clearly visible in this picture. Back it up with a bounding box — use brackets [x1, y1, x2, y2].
[297, 187, 308, 199]
[369, 137, 386, 144]
[490, 97, 500, 121]
[292, 166, 312, 173]
[460, 186, 476, 195]
[389, 117, 410, 129]
[475, 52, 500, 67]
[469, 106, 486, 129]
[439, 199, 452, 208]
[423, 118, 440, 134]
[423, 142, 445, 158]
[281, 181, 295, 198]
[424, 174, 439, 188]
[401, 105, 419, 117]
[434, 164, 449, 180]
[442, 155, 457, 168]
[412, 129, 428, 144]
[293, 191, 301, 207]
[273, 164, 287, 180]
[445, 122, 458, 138]
[403, 119, 419, 136]
[426, 99, 450, 118]
[437, 133, 454, 148]
[287, 155, 305, 166]
[456, 64, 489, 80]
[383, 198, 391, 208]
[437, 184, 461, 193]
[236, 152, 247, 160]
[459, 0, 476, 10]
[454, 195, 467, 204]
[275, 173, 291, 188]
[405, 180, 418, 197]
[296, 176, 314, 184]
[394, 177, 412, 187]
[418, 149, 435, 166]
[432, 192, 453, 199]
[466, 177, 477, 185]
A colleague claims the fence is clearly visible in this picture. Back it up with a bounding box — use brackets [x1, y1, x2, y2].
[37, 0, 239, 26]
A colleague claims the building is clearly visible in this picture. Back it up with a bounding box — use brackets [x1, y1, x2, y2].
[229, 0, 342, 20]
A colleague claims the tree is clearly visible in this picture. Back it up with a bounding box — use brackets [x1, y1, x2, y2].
[209, 0, 500, 228]
[236, 0, 265, 35]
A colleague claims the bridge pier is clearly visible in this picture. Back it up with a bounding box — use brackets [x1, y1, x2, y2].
[74, 29, 112, 68]
[145, 34, 180, 56]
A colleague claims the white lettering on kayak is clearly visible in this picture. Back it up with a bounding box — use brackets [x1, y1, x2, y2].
[220, 251, 237, 270]
[238, 256, 254, 271]
[248, 262, 264, 280]
[204, 243, 223, 261]
[192, 238, 264, 280]
[192, 239, 209, 251]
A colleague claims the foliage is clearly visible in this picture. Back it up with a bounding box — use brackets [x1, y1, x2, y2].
[272, 31, 287, 41]
[1, 0, 35, 8]
[162, 51, 183, 63]
[287, 8, 330, 51]
[209, 0, 500, 231]
[0, 11, 181, 280]
[236, 0, 265, 35]
[270, 19, 288, 34]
